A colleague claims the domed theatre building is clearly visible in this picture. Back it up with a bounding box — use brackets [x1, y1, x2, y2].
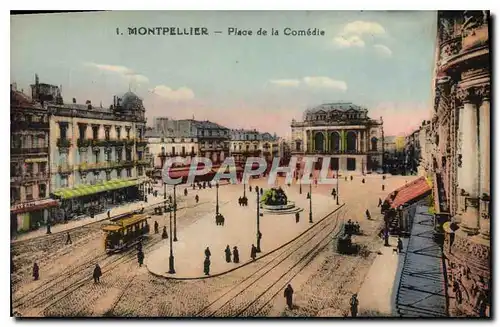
[290, 102, 384, 174]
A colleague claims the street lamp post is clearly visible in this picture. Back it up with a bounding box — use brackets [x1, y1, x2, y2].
[168, 204, 175, 274]
[256, 188, 261, 252]
[215, 182, 219, 216]
[163, 182, 167, 200]
[299, 173, 302, 195]
[336, 167, 340, 205]
[243, 180, 246, 198]
[309, 181, 313, 223]
[173, 184, 178, 242]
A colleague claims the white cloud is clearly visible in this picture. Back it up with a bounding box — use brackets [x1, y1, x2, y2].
[333, 35, 365, 48]
[303, 77, 347, 91]
[340, 21, 386, 37]
[150, 85, 194, 101]
[85, 62, 150, 84]
[373, 44, 393, 57]
[269, 79, 301, 87]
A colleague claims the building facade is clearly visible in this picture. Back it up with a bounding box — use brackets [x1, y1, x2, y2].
[10, 84, 58, 234]
[290, 102, 384, 174]
[229, 129, 280, 164]
[430, 11, 490, 317]
[46, 86, 148, 220]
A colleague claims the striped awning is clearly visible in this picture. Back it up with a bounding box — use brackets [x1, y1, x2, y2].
[51, 179, 141, 200]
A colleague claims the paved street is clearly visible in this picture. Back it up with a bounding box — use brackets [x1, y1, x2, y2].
[11, 173, 416, 317]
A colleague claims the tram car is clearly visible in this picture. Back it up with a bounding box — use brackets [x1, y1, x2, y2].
[102, 213, 151, 254]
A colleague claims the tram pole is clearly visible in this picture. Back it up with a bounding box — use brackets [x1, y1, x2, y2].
[163, 182, 167, 200]
[336, 167, 340, 205]
[309, 181, 313, 223]
[215, 182, 219, 216]
[173, 184, 178, 242]
[168, 204, 175, 274]
[256, 188, 261, 253]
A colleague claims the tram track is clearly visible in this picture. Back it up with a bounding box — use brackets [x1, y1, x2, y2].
[195, 205, 346, 318]
[13, 199, 226, 317]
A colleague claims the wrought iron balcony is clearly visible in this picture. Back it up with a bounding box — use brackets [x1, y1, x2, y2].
[58, 163, 73, 173]
[11, 147, 49, 155]
[57, 138, 71, 148]
[77, 139, 92, 148]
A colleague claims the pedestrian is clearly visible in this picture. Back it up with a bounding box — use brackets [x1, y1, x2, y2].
[295, 212, 300, 223]
[137, 240, 143, 252]
[397, 237, 403, 253]
[137, 250, 144, 267]
[204, 257, 211, 275]
[169, 195, 173, 203]
[192, 184, 195, 190]
[225, 245, 232, 263]
[205, 247, 211, 259]
[107, 210, 111, 219]
[307, 192, 310, 199]
[184, 188, 188, 196]
[162, 226, 168, 239]
[345, 176, 347, 181]
[284, 284, 294, 310]
[365, 209, 371, 220]
[154, 221, 159, 234]
[65, 232, 72, 245]
[251, 244, 257, 260]
[238, 197, 242, 207]
[350, 294, 359, 317]
[382, 184, 385, 191]
[260, 188, 263, 196]
[233, 246, 240, 263]
[46, 222, 51, 235]
[32, 262, 39, 281]
[350, 176, 353, 181]
[249, 185, 252, 192]
[255, 186, 259, 194]
[362, 178, 365, 184]
[93, 264, 102, 283]
[331, 188, 336, 197]
[378, 198, 382, 207]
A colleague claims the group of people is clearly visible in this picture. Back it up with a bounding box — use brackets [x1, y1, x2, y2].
[238, 196, 248, 206]
[192, 181, 212, 191]
[203, 243, 261, 275]
[344, 220, 361, 235]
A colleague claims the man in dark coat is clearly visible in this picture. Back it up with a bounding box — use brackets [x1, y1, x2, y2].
[205, 247, 211, 258]
[397, 237, 403, 253]
[233, 246, 240, 263]
[184, 188, 188, 196]
[192, 184, 196, 190]
[350, 294, 359, 317]
[249, 185, 252, 192]
[224, 245, 232, 263]
[255, 186, 259, 194]
[251, 244, 257, 260]
[137, 250, 144, 267]
[33, 262, 39, 281]
[195, 194, 199, 203]
[107, 210, 111, 219]
[307, 192, 310, 199]
[365, 209, 371, 220]
[65, 232, 72, 245]
[154, 221, 159, 234]
[204, 257, 210, 275]
[378, 198, 382, 207]
[162, 226, 168, 239]
[382, 184, 385, 191]
[260, 188, 263, 195]
[350, 176, 353, 181]
[284, 284, 294, 309]
[331, 188, 336, 199]
[93, 264, 102, 283]
[362, 178, 365, 184]
[46, 222, 51, 234]
[345, 176, 347, 181]
[295, 212, 300, 223]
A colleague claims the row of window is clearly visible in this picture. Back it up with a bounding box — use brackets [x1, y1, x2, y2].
[11, 183, 47, 203]
[11, 134, 48, 149]
[11, 161, 47, 177]
[58, 167, 142, 188]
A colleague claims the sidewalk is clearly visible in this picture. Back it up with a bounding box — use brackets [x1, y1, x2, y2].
[11, 194, 168, 243]
[146, 181, 341, 279]
[357, 236, 408, 316]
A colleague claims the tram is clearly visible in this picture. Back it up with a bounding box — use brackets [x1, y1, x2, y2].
[102, 213, 151, 254]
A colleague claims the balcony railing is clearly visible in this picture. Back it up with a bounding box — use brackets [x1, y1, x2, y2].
[136, 159, 151, 166]
[136, 138, 148, 146]
[58, 163, 73, 173]
[57, 138, 71, 148]
[11, 147, 49, 155]
[20, 172, 49, 182]
[11, 121, 50, 130]
[77, 139, 92, 148]
[78, 160, 138, 171]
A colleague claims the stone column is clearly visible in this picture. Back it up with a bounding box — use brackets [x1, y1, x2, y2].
[456, 86, 480, 235]
[357, 131, 361, 153]
[325, 131, 330, 153]
[478, 84, 490, 239]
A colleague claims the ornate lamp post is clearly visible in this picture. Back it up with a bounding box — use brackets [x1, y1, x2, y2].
[168, 203, 175, 274]
[256, 188, 261, 252]
[163, 182, 167, 200]
[173, 184, 178, 242]
[336, 167, 340, 205]
[299, 173, 302, 195]
[309, 181, 313, 223]
[215, 182, 219, 216]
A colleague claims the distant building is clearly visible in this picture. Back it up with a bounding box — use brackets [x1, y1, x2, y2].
[10, 82, 58, 234]
[291, 102, 384, 174]
[229, 129, 279, 164]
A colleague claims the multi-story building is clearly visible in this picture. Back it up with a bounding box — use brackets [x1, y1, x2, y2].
[44, 81, 148, 220]
[10, 82, 59, 234]
[290, 102, 384, 174]
[229, 129, 280, 165]
[430, 10, 490, 317]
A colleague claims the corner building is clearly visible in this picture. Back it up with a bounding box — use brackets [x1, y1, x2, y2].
[290, 102, 384, 174]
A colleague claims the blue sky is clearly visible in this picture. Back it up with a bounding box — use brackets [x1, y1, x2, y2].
[11, 11, 437, 137]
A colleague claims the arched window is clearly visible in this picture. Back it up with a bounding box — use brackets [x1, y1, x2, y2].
[346, 131, 357, 152]
[330, 132, 340, 151]
[371, 137, 378, 151]
[314, 132, 324, 152]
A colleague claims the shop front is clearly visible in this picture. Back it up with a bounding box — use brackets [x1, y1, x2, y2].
[10, 198, 59, 234]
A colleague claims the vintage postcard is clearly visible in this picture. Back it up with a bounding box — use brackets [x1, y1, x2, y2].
[10, 10, 491, 318]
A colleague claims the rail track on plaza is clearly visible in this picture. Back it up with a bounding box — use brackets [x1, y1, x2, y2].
[195, 204, 347, 318]
[12, 202, 227, 316]
[12, 199, 221, 317]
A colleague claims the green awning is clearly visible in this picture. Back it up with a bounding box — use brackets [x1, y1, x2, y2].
[52, 178, 141, 200]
